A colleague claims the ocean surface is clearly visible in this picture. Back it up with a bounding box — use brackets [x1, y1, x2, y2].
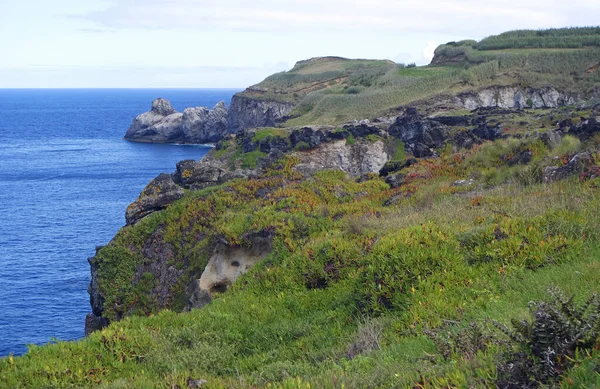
[0, 88, 240, 357]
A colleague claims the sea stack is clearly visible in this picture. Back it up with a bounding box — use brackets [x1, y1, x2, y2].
[124, 98, 229, 144]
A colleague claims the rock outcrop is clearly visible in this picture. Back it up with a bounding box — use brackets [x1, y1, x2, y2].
[125, 173, 185, 225]
[544, 152, 595, 183]
[189, 230, 274, 309]
[294, 139, 389, 177]
[389, 108, 448, 157]
[454, 86, 578, 110]
[124, 98, 229, 144]
[228, 94, 295, 133]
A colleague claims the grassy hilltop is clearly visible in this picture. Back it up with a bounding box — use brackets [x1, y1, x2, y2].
[238, 27, 600, 126]
[2, 27, 600, 388]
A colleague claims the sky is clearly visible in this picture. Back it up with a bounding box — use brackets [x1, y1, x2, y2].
[1, 0, 599, 88]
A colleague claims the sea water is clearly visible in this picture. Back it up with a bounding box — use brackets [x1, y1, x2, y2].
[0, 88, 239, 356]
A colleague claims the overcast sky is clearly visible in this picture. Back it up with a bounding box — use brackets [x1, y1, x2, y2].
[1, 0, 599, 88]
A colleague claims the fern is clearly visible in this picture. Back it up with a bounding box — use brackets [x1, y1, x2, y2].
[493, 286, 600, 387]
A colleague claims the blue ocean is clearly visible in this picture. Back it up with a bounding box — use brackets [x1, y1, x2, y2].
[0, 88, 240, 357]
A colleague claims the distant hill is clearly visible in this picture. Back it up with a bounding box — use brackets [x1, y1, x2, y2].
[231, 27, 600, 126]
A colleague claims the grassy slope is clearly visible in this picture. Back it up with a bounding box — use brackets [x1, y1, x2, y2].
[2, 106, 600, 387]
[2, 27, 600, 388]
[237, 27, 600, 126]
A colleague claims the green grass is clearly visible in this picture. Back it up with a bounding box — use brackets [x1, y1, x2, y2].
[3, 125, 600, 387]
[251, 128, 290, 142]
[231, 27, 600, 126]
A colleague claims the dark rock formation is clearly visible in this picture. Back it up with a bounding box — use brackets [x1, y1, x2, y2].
[544, 152, 595, 183]
[385, 173, 405, 188]
[124, 98, 229, 144]
[379, 158, 417, 176]
[173, 158, 258, 191]
[388, 108, 448, 157]
[125, 173, 185, 225]
[228, 94, 295, 133]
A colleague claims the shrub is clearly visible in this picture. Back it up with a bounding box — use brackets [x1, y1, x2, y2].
[492, 286, 600, 388]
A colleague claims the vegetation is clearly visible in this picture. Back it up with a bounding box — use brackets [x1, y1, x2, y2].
[235, 27, 600, 126]
[3, 104, 600, 387]
[2, 27, 600, 388]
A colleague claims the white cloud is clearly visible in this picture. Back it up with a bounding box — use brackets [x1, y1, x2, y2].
[74, 0, 600, 36]
[423, 41, 437, 63]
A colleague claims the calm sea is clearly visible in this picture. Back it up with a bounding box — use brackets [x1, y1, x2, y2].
[0, 88, 240, 356]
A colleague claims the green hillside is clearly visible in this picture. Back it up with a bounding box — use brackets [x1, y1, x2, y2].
[2, 27, 600, 388]
[236, 27, 600, 126]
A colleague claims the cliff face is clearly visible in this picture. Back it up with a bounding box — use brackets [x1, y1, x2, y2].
[227, 94, 295, 133]
[124, 99, 229, 144]
[453, 86, 579, 110]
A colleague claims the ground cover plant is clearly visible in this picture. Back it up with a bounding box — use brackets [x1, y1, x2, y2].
[2, 111, 600, 387]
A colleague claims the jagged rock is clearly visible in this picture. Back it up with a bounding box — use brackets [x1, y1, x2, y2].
[84, 313, 108, 336]
[540, 130, 563, 149]
[125, 173, 184, 225]
[181, 102, 229, 143]
[237, 129, 291, 154]
[453, 130, 475, 150]
[567, 116, 600, 138]
[454, 86, 578, 110]
[294, 139, 389, 177]
[388, 108, 448, 156]
[124, 99, 229, 144]
[430, 115, 471, 126]
[343, 121, 383, 138]
[173, 158, 258, 190]
[290, 126, 331, 149]
[228, 94, 295, 132]
[385, 173, 405, 188]
[543, 152, 594, 183]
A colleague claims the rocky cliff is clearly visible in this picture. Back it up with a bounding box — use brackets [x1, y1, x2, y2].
[124, 98, 229, 144]
[88, 98, 600, 335]
[227, 94, 296, 133]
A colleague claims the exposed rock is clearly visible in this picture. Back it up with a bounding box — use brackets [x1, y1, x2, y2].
[124, 99, 229, 144]
[237, 129, 291, 154]
[543, 152, 595, 183]
[294, 139, 389, 177]
[454, 86, 578, 110]
[388, 108, 448, 157]
[540, 130, 563, 149]
[451, 179, 475, 187]
[86, 246, 108, 335]
[385, 173, 405, 188]
[228, 94, 295, 133]
[132, 226, 183, 312]
[566, 116, 600, 138]
[182, 102, 229, 143]
[192, 230, 274, 309]
[290, 126, 333, 149]
[453, 130, 476, 150]
[343, 121, 384, 138]
[84, 313, 108, 336]
[173, 158, 258, 190]
[125, 173, 184, 225]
